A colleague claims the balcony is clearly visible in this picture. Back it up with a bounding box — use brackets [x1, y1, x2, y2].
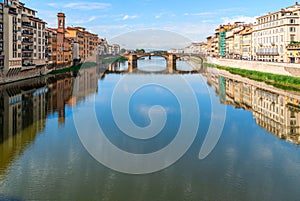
[256, 52, 279, 56]
[22, 63, 35, 67]
[22, 22, 36, 29]
[22, 39, 33, 44]
[8, 9, 18, 16]
[22, 31, 33, 37]
[22, 48, 33, 52]
[22, 54, 32, 59]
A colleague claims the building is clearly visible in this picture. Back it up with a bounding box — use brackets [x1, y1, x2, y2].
[46, 13, 72, 68]
[98, 39, 120, 56]
[111, 44, 120, 55]
[47, 13, 98, 67]
[0, 0, 46, 76]
[0, 3, 4, 72]
[252, 2, 300, 62]
[206, 36, 214, 56]
[225, 29, 234, 59]
[65, 26, 98, 62]
[240, 27, 253, 60]
[2, 0, 47, 76]
[45, 28, 57, 67]
[56, 13, 72, 67]
[184, 42, 207, 55]
[168, 48, 184, 54]
[286, 42, 300, 63]
[206, 35, 219, 57]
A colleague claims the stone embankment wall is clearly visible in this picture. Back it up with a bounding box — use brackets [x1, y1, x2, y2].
[0, 68, 51, 84]
[207, 57, 300, 77]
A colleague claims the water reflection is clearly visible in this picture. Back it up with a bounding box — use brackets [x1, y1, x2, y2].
[0, 62, 300, 200]
[204, 68, 300, 146]
[0, 67, 100, 176]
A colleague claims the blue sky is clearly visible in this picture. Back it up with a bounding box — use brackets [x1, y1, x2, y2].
[21, 0, 299, 43]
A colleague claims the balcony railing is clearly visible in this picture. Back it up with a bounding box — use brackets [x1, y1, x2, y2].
[22, 39, 33, 44]
[8, 9, 18, 15]
[22, 54, 32, 59]
[22, 63, 35, 67]
[256, 52, 279, 56]
[22, 31, 34, 36]
[22, 48, 33, 52]
[22, 22, 36, 29]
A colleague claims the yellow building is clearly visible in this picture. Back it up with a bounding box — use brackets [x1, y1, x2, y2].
[286, 43, 300, 63]
[240, 27, 253, 60]
[65, 26, 98, 62]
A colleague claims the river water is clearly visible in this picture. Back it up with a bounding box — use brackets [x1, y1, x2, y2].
[0, 58, 300, 201]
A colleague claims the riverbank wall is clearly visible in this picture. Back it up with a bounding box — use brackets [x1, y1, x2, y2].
[0, 67, 52, 85]
[207, 57, 300, 78]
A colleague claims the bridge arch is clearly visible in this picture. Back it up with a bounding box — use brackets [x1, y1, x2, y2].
[121, 53, 180, 70]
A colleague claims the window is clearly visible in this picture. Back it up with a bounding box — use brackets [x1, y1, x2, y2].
[290, 27, 296, 32]
[290, 19, 296, 23]
[291, 35, 295, 41]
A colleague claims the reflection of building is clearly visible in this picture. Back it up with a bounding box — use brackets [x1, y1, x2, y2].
[47, 74, 73, 124]
[0, 69, 101, 175]
[206, 69, 300, 146]
[0, 78, 48, 141]
[73, 67, 98, 102]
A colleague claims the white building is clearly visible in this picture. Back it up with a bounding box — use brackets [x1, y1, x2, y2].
[252, 2, 300, 62]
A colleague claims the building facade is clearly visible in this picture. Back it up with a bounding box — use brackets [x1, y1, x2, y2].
[65, 26, 98, 62]
[252, 2, 300, 62]
[240, 27, 253, 60]
[2, 0, 47, 77]
[286, 43, 300, 63]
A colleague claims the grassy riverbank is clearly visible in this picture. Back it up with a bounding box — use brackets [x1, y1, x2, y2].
[50, 62, 97, 74]
[190, 56, 300, 91]
[101, 56, 127, 64]
[205, 62, 300, 91]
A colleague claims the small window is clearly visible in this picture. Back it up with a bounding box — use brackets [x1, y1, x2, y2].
[290, 27, 296, 32]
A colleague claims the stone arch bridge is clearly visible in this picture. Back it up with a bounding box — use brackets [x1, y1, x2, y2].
[121, 53, 180, 70]
[121, 53, 206, 71]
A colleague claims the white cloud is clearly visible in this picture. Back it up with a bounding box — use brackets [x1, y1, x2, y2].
[122, 15, 139, 20]
[71, 16, 98, 24]
[154, 12, 176, 19]
[221, 15, 258, 24]
[184, 7, 246, 17]
[48, 2, 111, 10]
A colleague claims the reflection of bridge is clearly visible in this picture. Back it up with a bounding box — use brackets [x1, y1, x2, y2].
[121, 53, 181, 70]
[106, 59, 205, 75]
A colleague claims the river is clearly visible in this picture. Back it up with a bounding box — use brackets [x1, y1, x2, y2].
[0, 58, 300, 201]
